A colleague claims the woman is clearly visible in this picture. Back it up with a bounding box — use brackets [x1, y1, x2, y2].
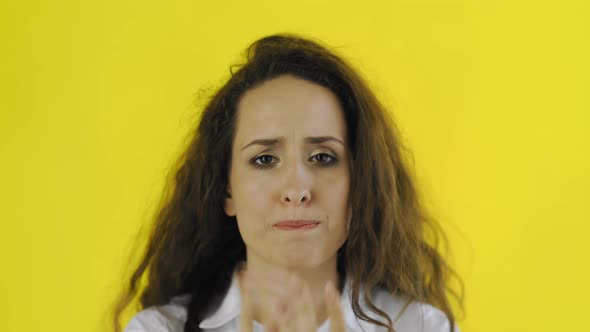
[113, 33, 463, 332]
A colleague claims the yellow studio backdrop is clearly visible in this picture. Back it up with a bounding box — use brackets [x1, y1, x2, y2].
[1, 0, 588, 331]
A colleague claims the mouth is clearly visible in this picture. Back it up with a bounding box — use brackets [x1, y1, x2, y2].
[273, 220, 320, 231]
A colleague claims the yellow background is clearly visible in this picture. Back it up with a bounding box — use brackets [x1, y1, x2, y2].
[1, 0, 588, 331]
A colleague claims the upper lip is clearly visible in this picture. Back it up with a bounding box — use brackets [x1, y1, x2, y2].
[274, 220, 320, 227]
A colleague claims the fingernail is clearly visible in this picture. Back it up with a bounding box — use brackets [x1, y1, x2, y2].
[238, 270, 253, 292]
[278, 299, 288, 314]
[288, 274, 299, 293]
[296, 283, 304, 296]
[289, 273, 298, 285]
[326, 281, 337, 303]
[236, 261, 246, 272]
[238, 269, 247, 282]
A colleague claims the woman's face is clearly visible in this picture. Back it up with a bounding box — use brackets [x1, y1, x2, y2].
[225, 74, 351, 270]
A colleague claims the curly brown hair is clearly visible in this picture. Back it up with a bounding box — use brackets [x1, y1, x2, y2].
[112, 33, 463, 332]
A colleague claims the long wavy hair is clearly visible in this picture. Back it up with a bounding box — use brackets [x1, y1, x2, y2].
[112, 33, 463, 332]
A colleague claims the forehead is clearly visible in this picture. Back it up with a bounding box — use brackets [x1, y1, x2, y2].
[234, 75, 347, 141]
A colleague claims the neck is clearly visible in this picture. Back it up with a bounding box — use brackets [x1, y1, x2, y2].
[244, 253, 342, 328]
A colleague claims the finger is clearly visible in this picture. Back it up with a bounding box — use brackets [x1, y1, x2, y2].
[325, 281, 346, 332]
[263, 298, 285, 332]
[274, 297, 293, 332]
[295, 281, 317, 332]
[238, 269, 254, 332]
[244, 269, 296, 332]
[255, 283, 290, 330]
[245, 268, 292, 303]
[272, 275, 297, 332]
[255, 280, 291, 299]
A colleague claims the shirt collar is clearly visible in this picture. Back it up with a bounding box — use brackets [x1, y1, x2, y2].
[198, 272, 374, 332]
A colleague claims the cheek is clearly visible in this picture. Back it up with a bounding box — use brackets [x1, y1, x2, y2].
[326, 174, 350, 208]
[321, 176, 350, 233]
[233, 176, 273, 225]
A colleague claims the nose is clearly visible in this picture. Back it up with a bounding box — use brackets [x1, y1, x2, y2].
[281, 188, 311, 206]
[280, 162, 312, 206]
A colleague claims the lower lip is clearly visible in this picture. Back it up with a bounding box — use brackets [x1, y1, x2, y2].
[273, 223, 319, 231]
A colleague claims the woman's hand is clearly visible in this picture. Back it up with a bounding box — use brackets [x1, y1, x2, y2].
[237, 268, 346, 332]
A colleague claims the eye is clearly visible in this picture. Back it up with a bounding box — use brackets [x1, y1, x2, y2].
[251, 153, 338, 170]
[310, 153, 337, 165]
[251, 155, 277, 169]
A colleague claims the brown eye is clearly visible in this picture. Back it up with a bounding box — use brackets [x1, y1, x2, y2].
[252, 155, 277, 169]
[310, 153, 337, 165]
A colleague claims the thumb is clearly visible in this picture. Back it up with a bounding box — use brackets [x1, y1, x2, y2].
[237, 269, 253, 332]
[325, 281, 346, 332]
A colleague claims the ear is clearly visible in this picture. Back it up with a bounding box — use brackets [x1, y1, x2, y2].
[224, 186, 236, 217]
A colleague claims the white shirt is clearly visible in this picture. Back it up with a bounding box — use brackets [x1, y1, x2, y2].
[124, 273, 457, 332]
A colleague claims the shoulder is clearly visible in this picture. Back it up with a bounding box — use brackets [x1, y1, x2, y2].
[369, 287, 459, 332]
[123, 295, 191, 332]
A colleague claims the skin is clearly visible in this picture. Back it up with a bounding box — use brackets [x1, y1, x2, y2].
[237, 269, 346, 332]
[224, 74, 352, 331]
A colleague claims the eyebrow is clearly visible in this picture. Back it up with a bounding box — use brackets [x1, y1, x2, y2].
[241, 136, 345, 151]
